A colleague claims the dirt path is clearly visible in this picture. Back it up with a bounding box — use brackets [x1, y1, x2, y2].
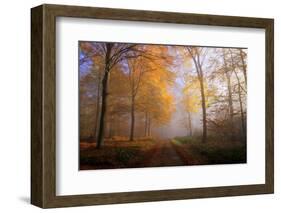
[145, 140, 185, 167]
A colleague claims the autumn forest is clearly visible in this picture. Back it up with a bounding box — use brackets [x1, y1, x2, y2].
[79, 41, 247, 170]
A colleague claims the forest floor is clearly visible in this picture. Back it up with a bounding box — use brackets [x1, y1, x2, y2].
[79, 136, 246, 170]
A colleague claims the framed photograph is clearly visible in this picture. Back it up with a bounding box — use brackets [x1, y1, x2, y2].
[31, 4, 274, 208]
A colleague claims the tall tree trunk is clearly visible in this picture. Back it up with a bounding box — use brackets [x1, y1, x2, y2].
[106, 73, 113, 139]
[148, 116, 151, 137]
[96, 71, 109, 149]
[238, 85, 245, 140]
[96, 44, 112, 149]
[93, 74, 101, 140]
[144, 111, 148, 137]
[234, 70, 246, 141]
[187, 111, 192, 136]
[226, 73, 234, 120]
[129, 95, 135, 141]
[230, 50, 246, 142]
[187, 47, 207, 143]
[239, 49, 247, 86]
[223, 50, 234, 139]
[198, 75, 207, 143]
[197, 57, 207, 143]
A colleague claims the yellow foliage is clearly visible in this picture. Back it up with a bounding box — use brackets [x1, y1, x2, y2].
[132, 46, 176, 126]
[182, 76, 217, 112]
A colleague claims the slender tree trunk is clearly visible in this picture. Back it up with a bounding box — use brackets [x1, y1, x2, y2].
[96, 71, 109, 149]
[129, 95, 135, 141]
[187, 111, 192, 136]
[226, 72, 235, 140]
[96, 44, 112, 149]
[226, 73, 234, 122]
[239, 49, 247, 86]
[223, 50, 234, 139]
[187, 47, 207, 143]
[226, 74, 234, 118]
[147, 116, 151, 137]
[234, 70, 246, 141]
[198, 75, 207, 143]
[197, 57, 207, 143]
[230, 50, 246, 142]
[149, 118, 151, 137]
[144, 111, 148, 137]
[106, 72, 113, 139]
[128, 59, 138, 142]
[93, 74, 101, 140]
[238, 85, 245, 139]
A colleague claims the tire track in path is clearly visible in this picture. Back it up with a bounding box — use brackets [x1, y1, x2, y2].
[145, 140, 185, 167]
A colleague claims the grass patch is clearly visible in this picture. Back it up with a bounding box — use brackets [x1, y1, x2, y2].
[191, 143, 246, 164]
[172, 136, 200, 145]
[172, 136, 246, 165]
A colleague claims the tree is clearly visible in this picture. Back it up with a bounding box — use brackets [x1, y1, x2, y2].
[185, 47, 209, 143]
[79, 73, 96, 139]
[89, 55, 105, 140]
[181, 76, 201, 136]
[127, 57, 147, 141]
[222, 49, 234, 131]
[229, 49, 246, 141]
[80, 42, 144, 148]
[239, 49, 247, 86]
[126, 45, 175, 140]
[136, 46, 175, 138]
[208, 48, 235, 139]
[79, 46, 103, 140]
[140, 82, 174, 137]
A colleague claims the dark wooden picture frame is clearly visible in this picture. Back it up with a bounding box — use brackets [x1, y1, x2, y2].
[31, 4, 274, 208]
